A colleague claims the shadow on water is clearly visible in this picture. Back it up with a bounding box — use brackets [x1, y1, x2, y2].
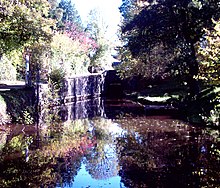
[0, 98, 219, 188]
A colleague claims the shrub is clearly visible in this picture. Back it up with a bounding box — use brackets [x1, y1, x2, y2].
[0, 55, 17, 81]
[49, 68, 65, 90]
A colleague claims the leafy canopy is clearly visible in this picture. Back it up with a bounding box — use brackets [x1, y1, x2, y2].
[118, 0, 220, 83]
[0, 0, 54, 55]
[196, 19, 220, 85]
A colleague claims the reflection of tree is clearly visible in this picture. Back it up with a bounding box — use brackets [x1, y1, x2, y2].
[0, 116, 218, 187]
[0, 133, 54, 188]
[84, 118, 120, 180]
[115, 117, 220, 188]
[0, 129, 9, 151]
[54, 155, 82, 186]
[85, 146, 118, 180]
[36, 119, 99, 187]
[0, 119, 96, 187]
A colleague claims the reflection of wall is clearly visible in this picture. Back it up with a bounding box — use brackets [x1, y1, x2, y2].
[60, 98, 105, 121]
[39, 97, 105, 125]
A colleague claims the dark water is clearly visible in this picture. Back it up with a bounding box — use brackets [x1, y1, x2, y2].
[0, 99, 219, 188]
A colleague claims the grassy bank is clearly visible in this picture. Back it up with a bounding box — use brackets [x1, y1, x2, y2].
[124, 80, 220, 127]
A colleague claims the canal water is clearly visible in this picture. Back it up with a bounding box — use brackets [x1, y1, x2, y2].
[0, 98, 219, 188]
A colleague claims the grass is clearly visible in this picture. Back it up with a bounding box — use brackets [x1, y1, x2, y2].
[125, 79, 188, 106]
[138, 96, 171, 102]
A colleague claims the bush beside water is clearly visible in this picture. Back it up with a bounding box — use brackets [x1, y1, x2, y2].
[125, 80, 220, 127]
[0, 88, 35, 125]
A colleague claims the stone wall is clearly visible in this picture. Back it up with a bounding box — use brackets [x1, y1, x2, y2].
[38, 73, 106, 105]
[0, 72, 108, 125]
[62, 73, 105, 103]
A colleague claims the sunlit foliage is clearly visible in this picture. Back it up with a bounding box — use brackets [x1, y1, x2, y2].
[86, 9, 113, 70]
[0, 0, 111, 83]
[50, 31, 95, 76]
[196, 19, 220, 85]
[0, 0, 53, 55]
[0, 0, 54, 83]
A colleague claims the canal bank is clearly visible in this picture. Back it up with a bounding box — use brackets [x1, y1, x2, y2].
[0, 72, 105, 125]
[0, 70, 180, 125]
[0, 70, 190, 126]
[1, 70, 216, 127]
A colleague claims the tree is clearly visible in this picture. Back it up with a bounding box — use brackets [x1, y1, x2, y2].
[196, 19, 220, 85]
[119, 0, 220, 95]
[58, 0, 82, 28]
[0, 0, 55, 83]
[86, 9, 113, 70]
[50, 22, 98, 76]
[119, 0, 141, 22]
[0, 0, 54, 56]
[48, 0, 64, 23]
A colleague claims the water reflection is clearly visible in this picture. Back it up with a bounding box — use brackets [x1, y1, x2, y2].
[115, 117, 220, 188]
[0, 99, 219, 188]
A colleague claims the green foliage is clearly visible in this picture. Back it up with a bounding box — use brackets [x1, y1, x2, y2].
[86, 9, 113, 69]
[0, 88, 35, 124]
[20, 107, 34, 125]
[199, 87, 220, 126]
[118, 0, 220, 126]
[0, 0, 54, 54]
[50, 32, 91, 76]
[119, 0, 140, 22]
[58, 0, 82, 27]
[49, 68, 65, 90]
[0, 55, 17, 81]
[0, 95, 10, 125]
[196, 19, 220, 85]
[118, 0, 220, 94]
[116, 44, 173, 79]
[0, 0, 111, 83]
[0, 48, 25, 81]
[183, 86, 220, 126]
[48, 0, 63, 22]
[89, 41, 109, 67]
[0, 0, 54, 82]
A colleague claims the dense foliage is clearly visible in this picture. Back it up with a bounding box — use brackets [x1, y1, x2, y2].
[0, 0, 53, 81]
[196, 19, 220, 85]
[117, 0, 220, 126]
[0, 0, 53, 55]
[118, 0, 220, 94]
[0, 0, 112, 83]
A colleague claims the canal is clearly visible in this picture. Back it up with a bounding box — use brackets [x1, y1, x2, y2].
[0, 98, 219, 188]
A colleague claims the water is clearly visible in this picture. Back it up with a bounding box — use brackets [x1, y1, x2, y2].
[0, 99, 219, 188]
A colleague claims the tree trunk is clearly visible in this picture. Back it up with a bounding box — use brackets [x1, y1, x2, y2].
[187, 43, 199, 97]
